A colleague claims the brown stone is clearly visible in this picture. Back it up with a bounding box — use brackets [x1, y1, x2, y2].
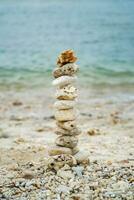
[57, 49, 77, 67]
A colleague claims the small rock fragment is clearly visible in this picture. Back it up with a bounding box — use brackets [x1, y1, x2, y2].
[87, 128, 100, 136]
[0, 131, 9, 139]
[57, 169, 74, 179]
[72, 166, 84, 177]
[14, 137, 26, 144]
[12, 101, 23, 106]
[22, 170, 35, 179]
[57, 185, 71, 194]
[74, 150, 90, 165]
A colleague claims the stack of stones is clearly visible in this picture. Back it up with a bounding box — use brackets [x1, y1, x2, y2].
[49, 50, 81, 156]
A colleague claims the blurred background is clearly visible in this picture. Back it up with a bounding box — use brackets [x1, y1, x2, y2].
[0, 0, 134, 91]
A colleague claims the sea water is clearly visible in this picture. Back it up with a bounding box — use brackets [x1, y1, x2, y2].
[0, 0, 134, 89]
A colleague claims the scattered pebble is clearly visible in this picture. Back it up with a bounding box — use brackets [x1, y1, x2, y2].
[57, 169, 74, 179]
[0, 161, 133, 199]
[22, 170, 35, 180]
[0, 131, 9, 138]
[87, 128, 101, 136]
[14, 137, 26, 144]
[12, 101, 23, 106]
[72, 166, 84, 177]
[57, 185, 71, 194]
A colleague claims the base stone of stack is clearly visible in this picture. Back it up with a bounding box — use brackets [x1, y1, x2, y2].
[47, 154, 77, 171]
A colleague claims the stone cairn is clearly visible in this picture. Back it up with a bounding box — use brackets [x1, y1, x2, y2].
[49, 50, 81, 157]
[48, 50, 89, 168]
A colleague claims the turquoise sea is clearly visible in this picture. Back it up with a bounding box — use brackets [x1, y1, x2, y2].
[0, 0, 134, 89]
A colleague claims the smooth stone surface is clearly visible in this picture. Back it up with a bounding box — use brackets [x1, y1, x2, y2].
[48, 145, 72, 156]
[74, 150, 90, 165]
[54, 109, 77, 122]
[57, 120, 77, 131]
[47, 154, 77, 171]
[72, 146, 80, 155]
[55, 136, 78, 148]
[55, 85, 77, 100]
[54, 100, 76, 110]
[53, 63, 78, 78]
[52, 76, 77, 88]
[55, 126, 81, 136]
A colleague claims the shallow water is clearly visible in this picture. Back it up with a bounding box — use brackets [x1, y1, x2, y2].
[0, 0, 134, 89]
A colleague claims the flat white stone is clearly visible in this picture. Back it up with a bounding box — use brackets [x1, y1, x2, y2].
[54, 100, 76, 110]
[52, 76, 77, 88]
[55, 85, 77, 100]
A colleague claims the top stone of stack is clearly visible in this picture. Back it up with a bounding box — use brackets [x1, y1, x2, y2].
[57, 49, 77, 67]
[53, 50, 78, 79]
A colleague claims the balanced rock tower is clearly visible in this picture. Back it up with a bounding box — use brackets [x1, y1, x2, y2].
[49, 50, 81, 156]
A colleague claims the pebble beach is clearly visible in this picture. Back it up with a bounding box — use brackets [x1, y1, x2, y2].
[0, 0, 134, 199]
[0, 86, 134, 199]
